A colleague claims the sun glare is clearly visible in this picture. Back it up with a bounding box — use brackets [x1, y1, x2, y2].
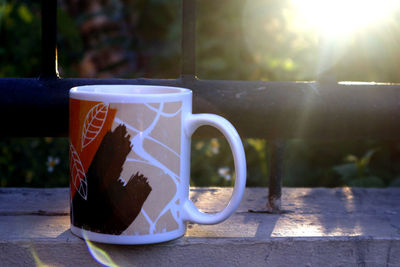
[292, 0, 399, 37]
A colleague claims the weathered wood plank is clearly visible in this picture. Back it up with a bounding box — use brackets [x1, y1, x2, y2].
[0, 188, 69, 215]
[1, 187, 399, 266]
[3, 187, 400, 215]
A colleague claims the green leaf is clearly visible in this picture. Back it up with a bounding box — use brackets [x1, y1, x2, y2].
[359, 149, 377, 167]
[344, 154, 358, 163]
[17, 5, 32, 23]
[333, 163, 358, 179]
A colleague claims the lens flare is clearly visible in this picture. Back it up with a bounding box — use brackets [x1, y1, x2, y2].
[291, 0, 399, 37]
[83, 233, 120, 267]
[30, 247, 52, 267]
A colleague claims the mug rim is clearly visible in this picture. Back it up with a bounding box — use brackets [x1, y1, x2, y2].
[70, 85, 192, 102]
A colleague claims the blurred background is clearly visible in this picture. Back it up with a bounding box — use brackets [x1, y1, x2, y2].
[1, 0, 400, 188]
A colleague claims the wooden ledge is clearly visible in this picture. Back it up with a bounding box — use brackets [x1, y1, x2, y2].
[1, 187, 399, 266]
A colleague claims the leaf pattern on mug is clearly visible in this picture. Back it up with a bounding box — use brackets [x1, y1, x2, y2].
[81, 102, 108, 150]
[70, 143, 88, 200]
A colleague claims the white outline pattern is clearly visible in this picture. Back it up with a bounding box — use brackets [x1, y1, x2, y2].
[70, 143, 88, 200]
[116, 102, 183, 235]
[115, 117, 180, 158]
[81, 103, 108, 150]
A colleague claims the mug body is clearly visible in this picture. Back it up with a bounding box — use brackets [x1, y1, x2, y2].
[69, 85, 192, 244]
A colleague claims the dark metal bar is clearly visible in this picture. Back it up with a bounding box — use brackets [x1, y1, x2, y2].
[41, 0, 59, 78]
[1, 78, 400, 138]
[181, 0, 196, 78]
[0, 78, 178, 137]
[189, 80, 400, 140]
[266, 140, 285, 213]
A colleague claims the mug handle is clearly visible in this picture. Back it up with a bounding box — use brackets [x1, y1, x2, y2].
[182, 113, 246, 224]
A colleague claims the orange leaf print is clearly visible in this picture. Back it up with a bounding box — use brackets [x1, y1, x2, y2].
[70, 143, 88, 200]
[81, 102, 108, 150]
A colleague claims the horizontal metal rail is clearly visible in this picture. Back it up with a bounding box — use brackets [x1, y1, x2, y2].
[1, 77, 400, 139]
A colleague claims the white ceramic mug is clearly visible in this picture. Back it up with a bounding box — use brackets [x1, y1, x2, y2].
[69, 85, 246, 244]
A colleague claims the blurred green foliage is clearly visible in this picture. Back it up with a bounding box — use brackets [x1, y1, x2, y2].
[0, 0, 41, 77]
[0, 138, 69, 187]
[1, 0, 400, 187]
[332, 149, 385, 187]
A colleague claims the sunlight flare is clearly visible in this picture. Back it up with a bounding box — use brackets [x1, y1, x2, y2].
[292, 0, 399, 37]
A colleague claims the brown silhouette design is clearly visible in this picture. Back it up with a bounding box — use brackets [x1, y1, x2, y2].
[72, 124, 152, 235]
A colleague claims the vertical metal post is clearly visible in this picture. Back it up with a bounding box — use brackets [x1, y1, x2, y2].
[266, 140, 285, 213]
[41, 0, 59, 78]
[181, 0, 196, 79]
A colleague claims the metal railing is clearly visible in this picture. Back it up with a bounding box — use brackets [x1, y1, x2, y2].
[1, 0, 400, 212]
